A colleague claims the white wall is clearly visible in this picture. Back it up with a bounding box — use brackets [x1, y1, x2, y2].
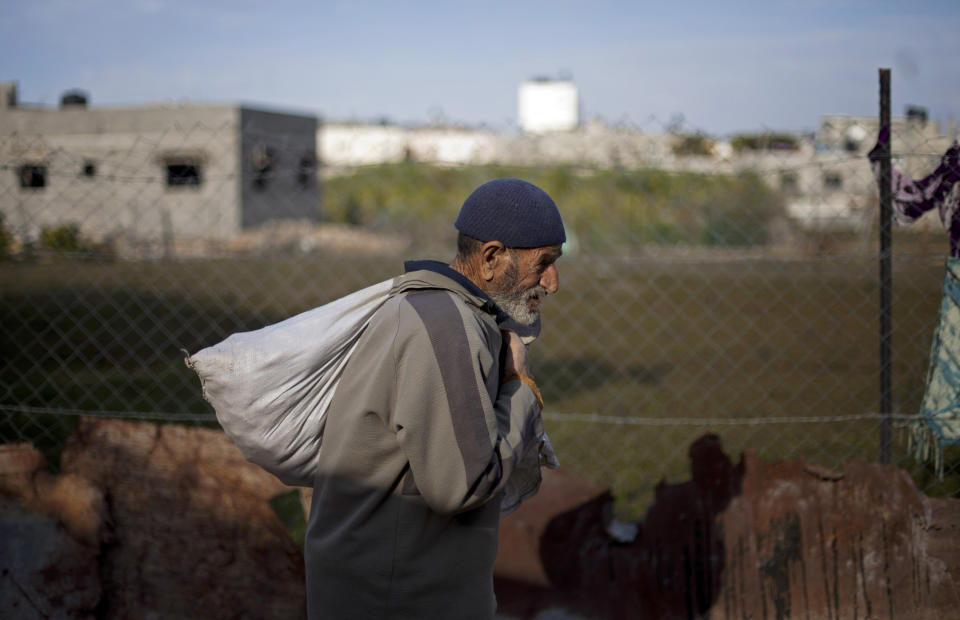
[319, 124, 408, 166]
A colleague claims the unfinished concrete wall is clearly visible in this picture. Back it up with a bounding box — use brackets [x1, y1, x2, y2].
[0, 103, 241, 245]
[239, 108, 318, 228]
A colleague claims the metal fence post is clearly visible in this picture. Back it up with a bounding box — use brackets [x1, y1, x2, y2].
[878, 68, 893, 464]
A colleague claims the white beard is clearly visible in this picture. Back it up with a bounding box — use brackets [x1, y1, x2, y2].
[491, 285, 546, 326]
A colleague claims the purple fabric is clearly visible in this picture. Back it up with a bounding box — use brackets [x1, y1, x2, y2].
[868, 127, 960, 257]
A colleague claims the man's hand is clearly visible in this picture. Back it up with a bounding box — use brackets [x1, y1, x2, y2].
[500, 329, 531, 378]
[500, 329, 544, 409]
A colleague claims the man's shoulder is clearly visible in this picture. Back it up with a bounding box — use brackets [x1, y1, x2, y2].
[398, 288, 470, 325]
[392, 288, 496, 341]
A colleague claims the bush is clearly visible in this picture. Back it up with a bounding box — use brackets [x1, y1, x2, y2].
[671, 133, 714, 157]
[0, 213, 12, 258]
[731, 133, 800, 152]
[40, 224, 84, 253]
[38, 224, 114, 259]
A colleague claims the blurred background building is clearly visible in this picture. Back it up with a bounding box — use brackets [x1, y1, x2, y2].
[3, 77, 958, 251]
[0, 82, 317, 250]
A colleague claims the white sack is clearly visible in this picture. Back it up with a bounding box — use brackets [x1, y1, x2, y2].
[185, 277, 398, 487]
[186, 274, 557, 513]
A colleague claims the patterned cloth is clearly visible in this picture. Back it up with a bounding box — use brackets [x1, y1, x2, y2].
[868, 126, 960, 257]
[912, 258, 960, 478]
[869, 132, 960, 476]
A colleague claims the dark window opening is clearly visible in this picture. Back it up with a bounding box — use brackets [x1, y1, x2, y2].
[779, 171, 798, 193]
[297, 154, 315, 189]
[823, 172, 843, 190]
[252, 161, 272, 190]
[252, 164, 272, 190]
[250, 145, 275, 191]
[82, 161, 96, 178]
[19, 164, 47, 188]
[166, 163, 202, 187]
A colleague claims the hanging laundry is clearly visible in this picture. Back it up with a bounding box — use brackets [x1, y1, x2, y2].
[868, 126, 960, 257]
[869, 127, 960, 477]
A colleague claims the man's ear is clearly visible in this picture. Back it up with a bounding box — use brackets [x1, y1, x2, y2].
[479, 241, 507, 282]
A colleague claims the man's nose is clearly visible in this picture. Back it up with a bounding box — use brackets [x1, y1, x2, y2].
[540, 264, 559, 294]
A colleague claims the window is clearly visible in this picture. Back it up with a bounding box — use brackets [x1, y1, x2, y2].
[779, 171, 798, 193]
[250, 145, 275, 191]
[297, 154, 315, 189]
[82, 161, 96, 178]
[166, 162, 202, 187]
[18, 164, 47, 189]
[843, 139, 861, 153]
[823, 172, 843, 190]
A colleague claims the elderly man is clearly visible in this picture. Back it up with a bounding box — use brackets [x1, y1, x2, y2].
[305, 178, 565, 619]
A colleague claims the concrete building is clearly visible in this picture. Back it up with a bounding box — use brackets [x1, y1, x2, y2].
[774, 111, 955, 231]
[0, 81, 318, 251]
[729, 139, 873, 232]
[815, 110, 954, 176]
[517, 78, 579, 134]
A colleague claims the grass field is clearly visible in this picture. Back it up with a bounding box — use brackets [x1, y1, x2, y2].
[2, 237, 958, 519]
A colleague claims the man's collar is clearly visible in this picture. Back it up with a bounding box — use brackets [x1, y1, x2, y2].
[403, 260, 505, 320]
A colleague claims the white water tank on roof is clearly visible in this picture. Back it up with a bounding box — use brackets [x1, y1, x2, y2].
[518, 78, 579, 134]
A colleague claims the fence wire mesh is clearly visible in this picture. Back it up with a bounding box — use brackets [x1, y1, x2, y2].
[2, 104, 958, 523]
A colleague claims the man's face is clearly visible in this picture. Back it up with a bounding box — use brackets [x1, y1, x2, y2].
[488, 244, 562, 325]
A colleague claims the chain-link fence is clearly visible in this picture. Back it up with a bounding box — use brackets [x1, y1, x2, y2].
[2, 92, 958, 522]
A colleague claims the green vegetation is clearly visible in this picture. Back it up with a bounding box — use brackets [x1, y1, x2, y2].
[0, 213, 11, 258]
[323, 162, 784, 251]
[671, 133, 714, 157]
[37, 224, 114, 258]
[40, 224, 85, 253]
[730, 132, 800, 152]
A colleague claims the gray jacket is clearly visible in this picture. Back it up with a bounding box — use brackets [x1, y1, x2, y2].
[305, 263, 543, 619]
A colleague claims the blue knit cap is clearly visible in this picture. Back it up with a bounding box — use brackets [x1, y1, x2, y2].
[454, 178, 566, 248]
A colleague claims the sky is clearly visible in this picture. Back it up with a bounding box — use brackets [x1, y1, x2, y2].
[3, 0, 959, 137]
